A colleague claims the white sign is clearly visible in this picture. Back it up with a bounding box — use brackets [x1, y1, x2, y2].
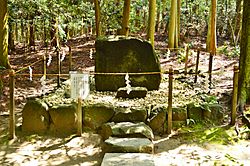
[70, 71, 89, 99]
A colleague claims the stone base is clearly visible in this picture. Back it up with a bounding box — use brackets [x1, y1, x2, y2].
[116, 87, 147, 99]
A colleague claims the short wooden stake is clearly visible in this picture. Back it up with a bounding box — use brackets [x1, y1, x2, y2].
[184, 44, 189, 75]
[77, 97, 82, 136]
[43, 54, 46, 80]
[167, 67, 173, 134]
[57, 48, 61, 87]
[231, 66, 239, 125]
[9, 70, 16, 140]
[194, 48, 200, 83]
[69, 46, 72, 71]
[208, 52, 214, 91]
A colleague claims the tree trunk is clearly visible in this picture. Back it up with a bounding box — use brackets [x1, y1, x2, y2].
[169, 0, 178, 48]
[238, 0, 250, 106]
[120, 0, 131, 36]
[8, 21, 15, 52]
[29, 19, 35, 47]
[147, 0, 156, 47]
[206, 0, 217, 55]
[0, 0, 10, 68]
[94, 0, 101, 37]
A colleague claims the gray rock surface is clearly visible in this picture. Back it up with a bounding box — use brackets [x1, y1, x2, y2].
[116, 87, 148, 99]
[22, 99, 50, 134]
[101, 153, 155, 166]
[99, 122, 154, 140]
[104, 137, 154, 153]
[49, 104, 77, 135]
[111, 107, 147, 122]
[95, 37, 161, 91]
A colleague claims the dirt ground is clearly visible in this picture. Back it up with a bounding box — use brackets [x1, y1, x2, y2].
[1, 35, 250, 165]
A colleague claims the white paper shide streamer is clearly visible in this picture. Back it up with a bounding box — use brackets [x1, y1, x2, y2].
[61, 49, 66, 62]
[125, 73, 132, 94]
[29, 66, 33, 81]
[47, 54, 52, 66]
[89, 49, 93, 59]
[40, 75, 46, 95]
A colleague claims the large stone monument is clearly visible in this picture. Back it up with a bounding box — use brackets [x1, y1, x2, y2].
[95, 37, 162, 91]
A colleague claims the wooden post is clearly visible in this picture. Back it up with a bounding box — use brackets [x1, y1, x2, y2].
[69, 46, 72, 71]
[43, 54, 46, 80]
[167, 67, 173, 134]
[57, 48, 61, 87]
[194, 48, 200, 83]
[231, 66, 239, 125]
[77, 97, 82, 136]
[208, 52, 214, 90]
[9, 70, 16, 139]
[184, 44, 189, 75]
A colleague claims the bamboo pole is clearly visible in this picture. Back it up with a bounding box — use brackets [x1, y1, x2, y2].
[184, 44, 189, 75]
[167, 67, 173, 134]
[194, 48, 200, 83]
[9, 70, 16, 139]
[231, 66, 239, 125]
[77, 97, 82, 136]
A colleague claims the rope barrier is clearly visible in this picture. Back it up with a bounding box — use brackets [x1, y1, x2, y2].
[14, 69, 233, 77]
[15, 59, 43, 74]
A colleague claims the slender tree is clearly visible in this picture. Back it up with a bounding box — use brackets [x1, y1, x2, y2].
[147, 0, 156, 47]
[0, 0, 10, 68]
[120, 0, 131, 36]
[238, 0, 250, 107]
[206, 0, 217, 55]
[94, 0, 101, 37]
[168, 0, 178, 48]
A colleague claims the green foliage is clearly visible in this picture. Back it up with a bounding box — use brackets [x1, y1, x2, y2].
[218, 43, 240, 58]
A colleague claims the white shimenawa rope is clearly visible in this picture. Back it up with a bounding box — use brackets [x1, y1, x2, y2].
[61, 49, 66, 62]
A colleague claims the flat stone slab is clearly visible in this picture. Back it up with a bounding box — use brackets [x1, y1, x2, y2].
[101, 153, 155, 166]
[116, 87, 148, 99]
[104, 137, 154, 153]
[99, 122, 154, 140]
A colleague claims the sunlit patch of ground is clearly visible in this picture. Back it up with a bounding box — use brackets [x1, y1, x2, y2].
[0, 131, 104, 166]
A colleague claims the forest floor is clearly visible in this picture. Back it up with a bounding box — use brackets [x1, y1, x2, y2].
[0, 34, 250, 165]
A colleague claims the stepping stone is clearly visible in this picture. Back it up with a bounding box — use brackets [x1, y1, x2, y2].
[104, 137, 154, 153]
[101, 153, 155, 166]
[99, 122, 154, 140]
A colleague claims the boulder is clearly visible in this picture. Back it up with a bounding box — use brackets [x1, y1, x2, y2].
[203, 103, 224, 122]
[148, 104, 167, 134]
[111, 107, 147, 122]
[104, 137, 154, 153]
[116, 87, 148, 99]
[99, 122, 154, 140]
[83, 103, 115, 130]
[22, 99, 50, 134]
[49, 104, 77, 135]
[187, 103, 203, 121]
[172, 107, 187, 121]
[95, 37, 161, 91]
